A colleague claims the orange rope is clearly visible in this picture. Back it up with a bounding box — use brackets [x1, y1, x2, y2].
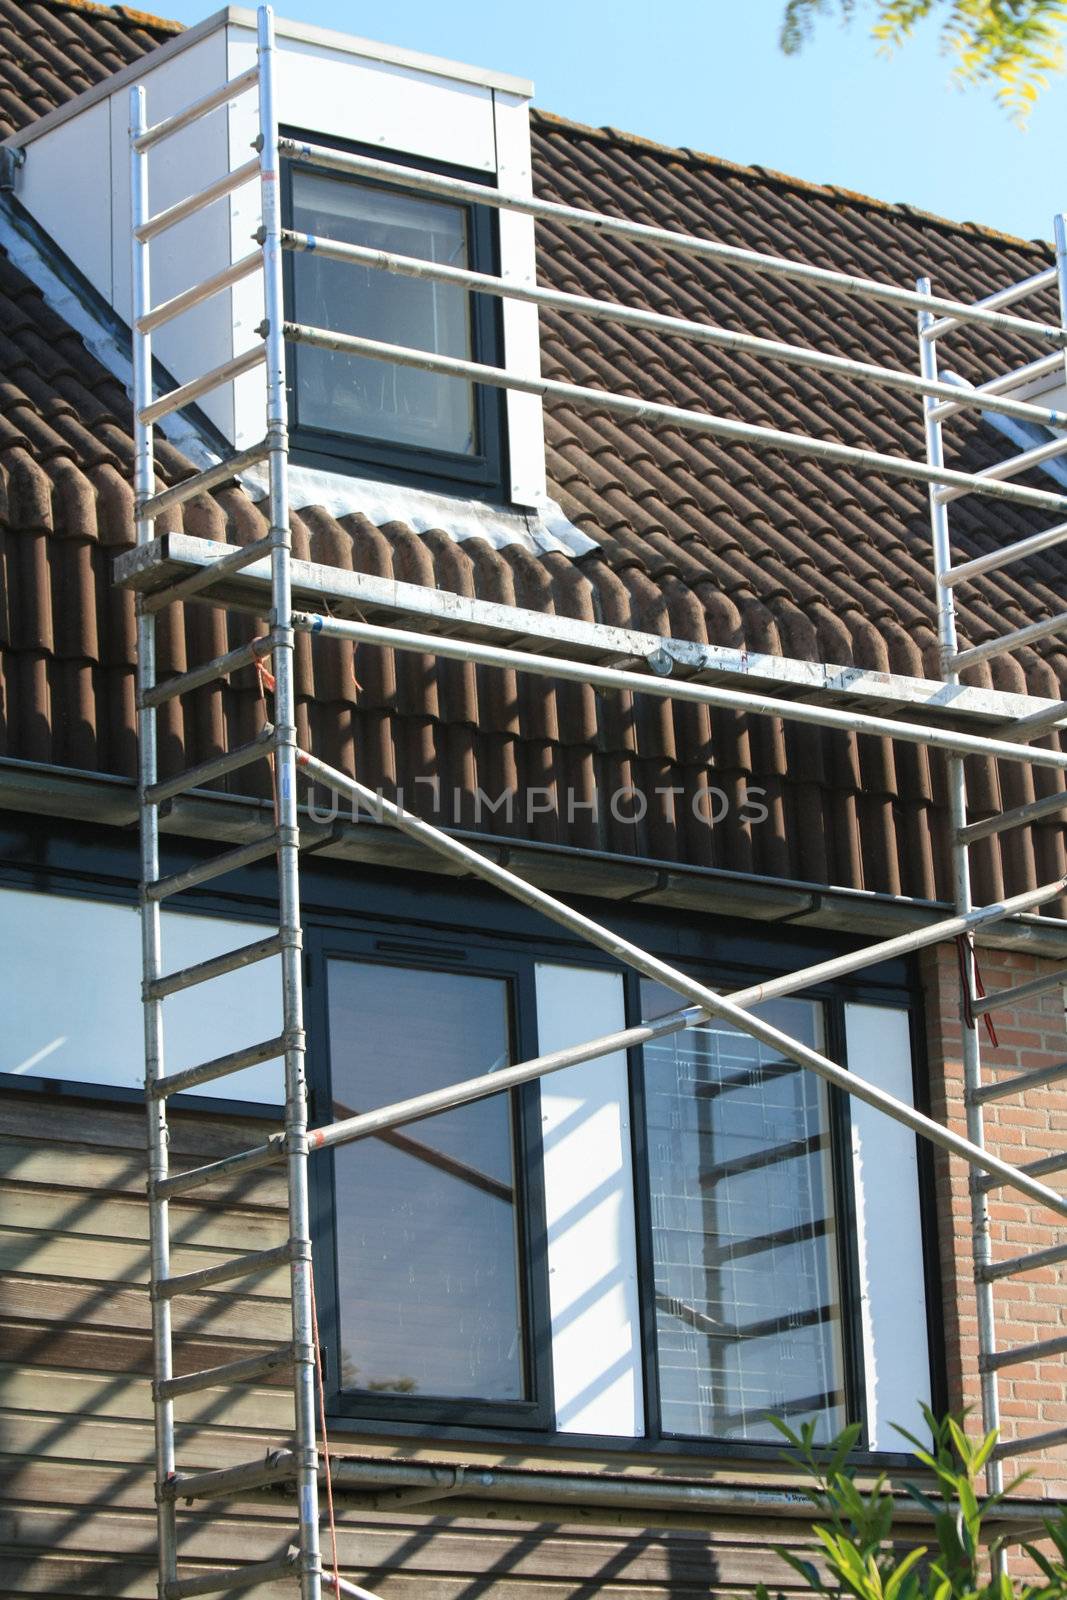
[310, 1267, 342, 1595]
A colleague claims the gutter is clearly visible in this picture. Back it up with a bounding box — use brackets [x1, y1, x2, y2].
[4, 755, 1067, 957]
[251, 1454, 1057, 1538]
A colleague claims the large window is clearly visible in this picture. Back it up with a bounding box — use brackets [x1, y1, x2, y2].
[284, 142, 505, 494]
[0, 866, 930, 1451]
[640, 983, 848, 1444]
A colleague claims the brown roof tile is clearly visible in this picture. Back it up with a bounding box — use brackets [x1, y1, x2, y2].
[0, 1, 1065, 904]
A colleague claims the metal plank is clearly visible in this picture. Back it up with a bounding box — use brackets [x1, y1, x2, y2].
[112, 534, 1063, 730]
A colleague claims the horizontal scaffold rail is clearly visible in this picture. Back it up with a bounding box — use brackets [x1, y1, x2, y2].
[283, 323, 1067, 518]
[278, 230, 1067, 432]
[277, 138, 1067, 346]
[297, 747, 1067, 1218]
[292, 610, 1067, 772]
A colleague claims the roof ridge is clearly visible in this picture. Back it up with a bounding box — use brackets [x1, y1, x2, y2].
[530, 106, 1050, 257]
[32, 0, 182, 36]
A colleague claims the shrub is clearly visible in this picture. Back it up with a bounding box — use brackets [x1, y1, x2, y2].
[755, 1406, 1067, 1600]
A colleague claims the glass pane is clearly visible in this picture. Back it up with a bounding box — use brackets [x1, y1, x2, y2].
[0, 886, 283, 1103]
[327, 959, 525, 1401]
[291, 169, 477, 455]
[641, 982, 846, 1443]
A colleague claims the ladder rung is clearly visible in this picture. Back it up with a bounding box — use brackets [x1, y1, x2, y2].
[922, 265, 1058, 343]
[156, 1241, 296, 1299]
[940, 518, 1067, 589]
[160, 1450, 296, 1502]
[134, 65, 260, 152]
[154, 1132, 285, 1201]
[993, 701, 1067, 743]
[146, 930, 288, 1001]
[979, 1241, 1067, 1282]
[971, 966, 1067, 1015]
[156, 1343, 293, 1400]
[971, 1060, 1067, 1104]
[934, 433, 1067, 506]
[959, 786, 1067, 846]
[145, 725, 277, 807]
[982, 1332, 1067, 1372]
[150, 1031, 291, 1098]
[978, 1150, 1067, 1193]
[141, 531, 278, 614]
[139, 439, 270, 521]
[146, 830, 283, 901]
[140, 344, 266, 427]
[164, 1550, 298, 1599]
[136, 155, 260, 243]
[950, 608, 1067, 674]
[929, 350, 1064, 422]
[141, 634, 276, 708]
[993, 1425, 1067, 1461]
[139, 251, 263, 336]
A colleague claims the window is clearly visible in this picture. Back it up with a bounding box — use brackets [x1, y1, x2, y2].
[284, 141, 506, 495]
[2, 860, 928, 1450]
[316, 946, 551, 1426]
[640, 983, 849, 1444]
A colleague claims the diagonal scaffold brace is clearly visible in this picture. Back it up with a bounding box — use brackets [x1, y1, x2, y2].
[295, 749, 1067, 1219]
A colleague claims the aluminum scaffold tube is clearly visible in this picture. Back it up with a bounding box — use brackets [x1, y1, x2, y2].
[296, 749, 1067, 1219]
[130, 82, 178, 1600]
[257, 9, 321, 1597]
[277, 137, 1067, 344]
[291, 610, 1067, 772]
[283, 324, 1067, 518]
[919, 279, 1003, 1498]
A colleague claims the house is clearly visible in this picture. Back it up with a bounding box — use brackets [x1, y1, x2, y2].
[0, 0, 1064, 1595]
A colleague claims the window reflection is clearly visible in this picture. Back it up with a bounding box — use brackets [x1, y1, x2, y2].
[327, 959, 525, 1401]
[291, 170, 477, 455]
[641, 983, 846, 1442]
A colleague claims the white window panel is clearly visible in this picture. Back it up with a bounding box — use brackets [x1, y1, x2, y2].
[0, 885, 282, 1103]
[536, 963, 644, 1437]
[844, 1003, 931, 1448]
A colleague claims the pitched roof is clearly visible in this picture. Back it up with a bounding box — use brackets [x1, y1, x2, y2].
[0, 0, 1065, 910]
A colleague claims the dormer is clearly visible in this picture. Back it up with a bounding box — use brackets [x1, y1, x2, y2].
[3, 5, 545, 508]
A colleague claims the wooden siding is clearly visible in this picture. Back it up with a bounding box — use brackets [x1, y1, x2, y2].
[0, 1090, 901, 1598]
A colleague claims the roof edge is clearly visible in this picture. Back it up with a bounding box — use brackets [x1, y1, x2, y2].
[5, 758, 1067, 959]
[530, 107, 1052, 256]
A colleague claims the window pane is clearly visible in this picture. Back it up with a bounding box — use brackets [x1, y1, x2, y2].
[327, 959, 525, 1401]
[0, 886, 283, 1103]
[641, 982, 846, 1442]
[291, 169, 477, 455]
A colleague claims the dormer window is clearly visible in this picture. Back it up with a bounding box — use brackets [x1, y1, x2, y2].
[283, 139, 506, 497]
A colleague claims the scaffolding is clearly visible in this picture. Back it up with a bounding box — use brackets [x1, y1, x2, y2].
[117, 9, 1067, 1596]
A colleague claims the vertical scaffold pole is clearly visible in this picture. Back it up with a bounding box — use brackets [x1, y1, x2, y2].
[918, 278, 1003, 1499]
[130, 83, 179, 1599]
[256, 10, 322, 1597]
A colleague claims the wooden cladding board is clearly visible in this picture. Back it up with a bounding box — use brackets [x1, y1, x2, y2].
[0, 1089, 830, 1597]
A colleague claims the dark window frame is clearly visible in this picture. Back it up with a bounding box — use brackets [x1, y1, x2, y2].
[280, 128, 508, 499]
[0, 820, 945, 1462]
[304, 922, 555, 1432]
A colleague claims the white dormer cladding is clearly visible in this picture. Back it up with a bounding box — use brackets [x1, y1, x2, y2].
[5, 5, 547, 509]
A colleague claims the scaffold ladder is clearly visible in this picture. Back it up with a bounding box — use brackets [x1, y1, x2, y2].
[126, 10, 1065, 1595]
[129, 15, 321, 1598]
[919, 249, 1067, 1489]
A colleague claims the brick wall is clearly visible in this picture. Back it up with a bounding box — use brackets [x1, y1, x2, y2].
[921, 944, 1067, 1500]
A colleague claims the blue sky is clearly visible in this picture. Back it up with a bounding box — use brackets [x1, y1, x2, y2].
[160, 0, 1065, 243]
